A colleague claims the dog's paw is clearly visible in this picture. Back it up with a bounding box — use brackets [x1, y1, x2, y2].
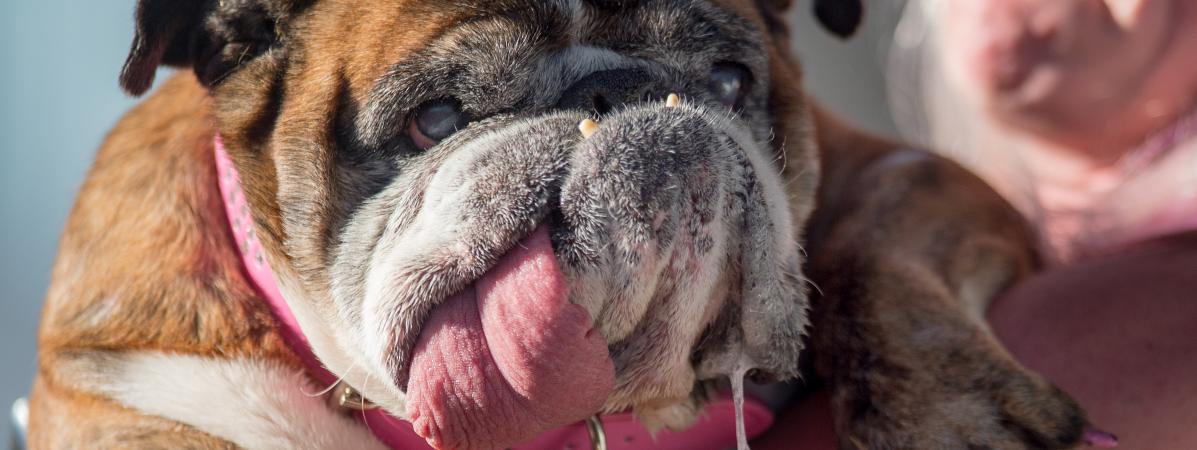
[828, 348, 1108, 450]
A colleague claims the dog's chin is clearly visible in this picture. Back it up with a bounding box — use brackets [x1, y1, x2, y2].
[405, 224, 615, 450]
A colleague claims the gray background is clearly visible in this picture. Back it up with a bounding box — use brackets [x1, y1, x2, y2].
[0, 1, 900, 444]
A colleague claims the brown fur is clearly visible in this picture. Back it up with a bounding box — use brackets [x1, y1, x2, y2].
[805, 111, 1087, 449]
[31, 75, 297, 448]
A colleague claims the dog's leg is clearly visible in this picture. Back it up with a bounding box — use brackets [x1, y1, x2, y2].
[805, 127, 1092, 448]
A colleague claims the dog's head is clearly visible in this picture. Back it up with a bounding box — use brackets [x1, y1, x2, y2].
[121, 0, 860, 448]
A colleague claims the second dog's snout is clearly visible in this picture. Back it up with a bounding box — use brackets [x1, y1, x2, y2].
[556, 69, 667, 115]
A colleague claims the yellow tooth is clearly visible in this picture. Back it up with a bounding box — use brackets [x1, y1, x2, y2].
[666, 93, 680, 108]
[579, 119, 600, 139]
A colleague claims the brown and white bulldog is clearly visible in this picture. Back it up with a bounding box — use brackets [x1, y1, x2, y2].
[29, 0, 1099, 449]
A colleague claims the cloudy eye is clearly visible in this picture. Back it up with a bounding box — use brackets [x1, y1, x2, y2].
[708, 62, 753, 110]
[409, 98, 470, 150]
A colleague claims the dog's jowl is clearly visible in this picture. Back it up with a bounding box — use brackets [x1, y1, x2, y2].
[31, 0, 1098, 449]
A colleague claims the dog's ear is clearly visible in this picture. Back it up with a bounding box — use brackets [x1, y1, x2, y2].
[813, 0, 863, 38]
[754, 0, 795, 35]
[120, 0, 304, 96]
[754, 0, 862, 39]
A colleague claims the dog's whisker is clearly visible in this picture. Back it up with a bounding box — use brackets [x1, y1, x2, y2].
[800, 275, 824, 296]
[785, 168, 811, 188]
[776, 135, 790, 174]
[211, 45, 253, 86]
[303, 362, 356, 398]
[787, 237, 809, 257]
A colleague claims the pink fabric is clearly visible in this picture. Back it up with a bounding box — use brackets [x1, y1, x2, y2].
[214, 136, 774, 449]
[1106, 196, 1197, 251]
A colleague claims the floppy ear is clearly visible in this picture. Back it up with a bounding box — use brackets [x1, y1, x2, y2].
[813, 0, 863, 38]
[754, 0, 863, 39]
[753, 0, 795, 35]
[119, 0, 302, 96]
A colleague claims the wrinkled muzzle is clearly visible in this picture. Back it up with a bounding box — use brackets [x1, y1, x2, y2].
[335, 100, 808, 449]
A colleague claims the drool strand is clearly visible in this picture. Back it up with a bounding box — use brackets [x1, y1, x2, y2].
[731, 362, 752, 450]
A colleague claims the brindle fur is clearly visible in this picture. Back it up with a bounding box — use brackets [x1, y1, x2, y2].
[808, 114, 1086, 449]
[32, 0, 1089, 448]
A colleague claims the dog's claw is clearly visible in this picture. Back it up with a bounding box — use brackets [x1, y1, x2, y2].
[1083, 427, 1119, 448]
[579, 119, 600, 138]
[666, 93, 680, 108]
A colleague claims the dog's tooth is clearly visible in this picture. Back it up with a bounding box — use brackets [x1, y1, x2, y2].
[666, 93, 680, 108]
[579, 119, 600, 139]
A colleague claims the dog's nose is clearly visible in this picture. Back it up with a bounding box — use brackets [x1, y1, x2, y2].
[556, 68, 667, 115]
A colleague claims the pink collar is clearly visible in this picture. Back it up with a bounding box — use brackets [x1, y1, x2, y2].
[214, 136, 774, 449]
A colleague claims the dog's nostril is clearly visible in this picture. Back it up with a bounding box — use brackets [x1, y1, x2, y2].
[556, 68, 662, 114]
[592, 94, 612, 115]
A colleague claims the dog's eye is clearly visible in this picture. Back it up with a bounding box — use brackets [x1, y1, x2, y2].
[409, 99, 470, 150]
[708, 62, 753, 110]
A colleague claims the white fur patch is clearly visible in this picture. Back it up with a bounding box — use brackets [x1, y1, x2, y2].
[277, 272, 410, 415]
[90, 352, 388, 450]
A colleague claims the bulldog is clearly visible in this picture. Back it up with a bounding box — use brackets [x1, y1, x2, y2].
[28, 0, 1103, 449]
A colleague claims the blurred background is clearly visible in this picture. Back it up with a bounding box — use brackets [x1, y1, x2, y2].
[0, 0, 903, 444]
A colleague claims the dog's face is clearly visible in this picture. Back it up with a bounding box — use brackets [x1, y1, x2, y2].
[121, 0, 859, 447]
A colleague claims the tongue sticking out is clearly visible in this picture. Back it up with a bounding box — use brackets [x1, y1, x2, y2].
[407, 226, 615, 450]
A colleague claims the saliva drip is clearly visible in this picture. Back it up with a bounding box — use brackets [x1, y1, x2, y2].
[730, 356, 755, 450]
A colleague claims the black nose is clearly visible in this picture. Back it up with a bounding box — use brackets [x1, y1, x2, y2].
[556, 68, 667, 115]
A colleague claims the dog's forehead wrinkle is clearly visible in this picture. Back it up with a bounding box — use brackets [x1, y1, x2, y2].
[353, 0, 771, 143]
[446, 26, 547, 105]
[577, 0, 763, 62]
[358, 20, 554, 146]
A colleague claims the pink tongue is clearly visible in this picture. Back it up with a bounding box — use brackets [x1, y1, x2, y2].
[407, 226, 615, 450]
